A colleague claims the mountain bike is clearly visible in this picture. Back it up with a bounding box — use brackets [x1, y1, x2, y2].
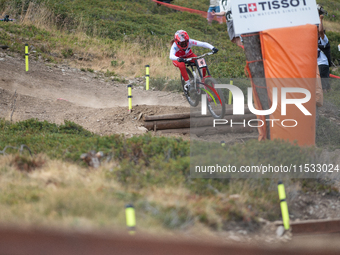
[180, 52, 225, 119]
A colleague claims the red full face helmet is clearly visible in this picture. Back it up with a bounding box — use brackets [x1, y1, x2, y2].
[174, 30, 189, 50]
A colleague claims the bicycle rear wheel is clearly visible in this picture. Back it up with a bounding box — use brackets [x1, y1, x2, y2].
[204, 77, 225, 119]
[181, 68, 200, 107]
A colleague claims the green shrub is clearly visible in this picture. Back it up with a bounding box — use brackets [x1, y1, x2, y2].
[316, 116, 340, 149]
[61, 48, 73, 58]
[104, 69, 115, 77]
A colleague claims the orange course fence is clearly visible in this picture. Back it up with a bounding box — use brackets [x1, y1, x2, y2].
[151, 0, 226, 23]
[330, 74, 340, 79]
[260, 24, 318, 146]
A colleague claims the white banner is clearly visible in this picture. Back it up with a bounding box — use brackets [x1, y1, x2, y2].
[232, 0, 320, 34]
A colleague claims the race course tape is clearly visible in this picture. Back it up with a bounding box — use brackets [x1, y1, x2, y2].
[151, 0, 225, 22]
[330, 74, 340, 79]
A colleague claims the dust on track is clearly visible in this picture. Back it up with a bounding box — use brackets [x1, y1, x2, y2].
[0, 50, 189, 136]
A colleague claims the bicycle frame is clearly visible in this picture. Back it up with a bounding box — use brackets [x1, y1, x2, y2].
[185, 52, 213, 80]
[185, 52, 223, 106]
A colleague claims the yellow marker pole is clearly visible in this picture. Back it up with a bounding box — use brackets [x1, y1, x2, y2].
[278, 181, 290, 230]
[127, 84, 132, 113]
[125, 204, 136, 235]
[145, 65, 150, 90]
[228, 79, 233, 105]
[25, 44, 29, 72]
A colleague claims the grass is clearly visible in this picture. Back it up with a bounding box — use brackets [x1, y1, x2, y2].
[0, 20, 177, 78]
[316, 116, 340, 149]
[325, 79, 340, 108]
[1, 1, 340, 78]
[0, 0, 245, 79]
[0, 118, 337, 232]
[150, 77, 182, 91]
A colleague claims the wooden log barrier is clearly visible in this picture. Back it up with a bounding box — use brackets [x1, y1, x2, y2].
[191, 105, 251, 118]
[143, 118, 190, 131]
[144, 113, 191, 121]
[191, 125, 256, 136]
[143, 104, 258, 134]
[191, 114, 256, 128]
[143, 105, 251, 121]
[159, 125, 256, 135]
[143, 114, 257, 131]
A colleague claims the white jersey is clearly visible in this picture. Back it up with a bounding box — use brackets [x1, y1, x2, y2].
[318, 34, 329, 66]
[220, 0, 228, 11]
[210, 0, 219, 7]
[224, 0, 232, 21]
[169, 39, 214, 61]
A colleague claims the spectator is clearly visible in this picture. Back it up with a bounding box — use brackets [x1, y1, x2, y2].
[157, 0, 173, 5]
[207, 0, 223, 25]
[317, 14, 330, 92]
[212, 0, 242, 47]
[161, 0, 173, 3]
[0, 15, 14, 22]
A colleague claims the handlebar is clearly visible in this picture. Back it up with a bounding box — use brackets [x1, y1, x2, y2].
[184, 51, 214, 62]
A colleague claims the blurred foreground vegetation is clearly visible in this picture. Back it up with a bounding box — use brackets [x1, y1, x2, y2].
[0, 118, 338, 232]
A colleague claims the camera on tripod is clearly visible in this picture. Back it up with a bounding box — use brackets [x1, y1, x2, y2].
[317, 4, 328, 16]
[0, 15, 14, 22]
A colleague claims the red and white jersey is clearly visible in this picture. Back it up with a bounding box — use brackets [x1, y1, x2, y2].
[169, 39, 214, 61]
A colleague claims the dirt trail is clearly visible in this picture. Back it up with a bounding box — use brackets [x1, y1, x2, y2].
[0, 50, 189, 135]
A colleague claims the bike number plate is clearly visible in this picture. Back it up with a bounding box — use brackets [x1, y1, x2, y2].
[197, 58, 207, 68]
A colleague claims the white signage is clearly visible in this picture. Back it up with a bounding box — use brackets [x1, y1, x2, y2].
[232, 0, 320, 34]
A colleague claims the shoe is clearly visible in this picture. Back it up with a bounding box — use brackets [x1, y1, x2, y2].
[184, 84, 189, 92]
[184, 80, 192, 92]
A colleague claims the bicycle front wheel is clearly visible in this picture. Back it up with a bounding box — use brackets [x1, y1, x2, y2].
[204, 77, 225, 119]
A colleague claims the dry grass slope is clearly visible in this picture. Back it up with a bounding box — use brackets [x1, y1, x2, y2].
[1, 2, 179, 78]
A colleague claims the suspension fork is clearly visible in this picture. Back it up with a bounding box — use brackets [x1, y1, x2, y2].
[190, 66, 198, 89]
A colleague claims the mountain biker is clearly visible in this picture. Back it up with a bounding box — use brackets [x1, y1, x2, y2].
[169, 30, 218, 92]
